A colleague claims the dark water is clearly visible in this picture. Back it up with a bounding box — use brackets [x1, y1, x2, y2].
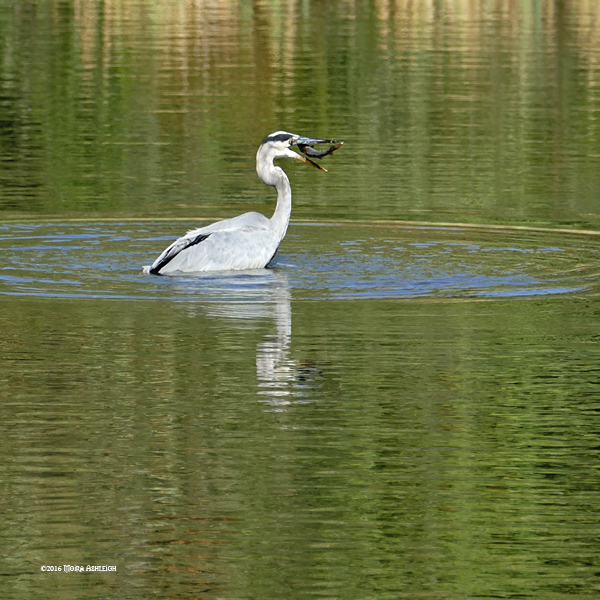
[1, 1, 600, 599]
[3, 289, 600, 599]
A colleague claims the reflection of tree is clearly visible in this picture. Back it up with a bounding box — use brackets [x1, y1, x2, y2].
[1, 0, 600, 222]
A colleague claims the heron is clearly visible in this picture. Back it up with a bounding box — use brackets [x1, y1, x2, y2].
[143, 131, 343, 275]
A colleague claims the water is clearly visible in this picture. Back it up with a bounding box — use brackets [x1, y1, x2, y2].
[2, 1, 600, 229]
[1, 1, 600, 598]
[2, 295, 600, 599]
[1, 221, 598, 300]
[2, 221, 600, 599]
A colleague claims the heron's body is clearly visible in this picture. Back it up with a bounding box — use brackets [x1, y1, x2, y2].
[143, 131, 337, 275]
[147, 212, 281, 274]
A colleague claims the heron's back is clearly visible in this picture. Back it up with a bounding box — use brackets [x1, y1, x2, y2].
[149, 212, 281, 274]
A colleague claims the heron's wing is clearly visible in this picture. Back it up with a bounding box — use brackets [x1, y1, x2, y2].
[153, 226, 280, 274]
[149, 232, 211, 275]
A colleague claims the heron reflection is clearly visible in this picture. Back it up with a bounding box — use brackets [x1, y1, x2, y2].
[172, 269, 317, 408]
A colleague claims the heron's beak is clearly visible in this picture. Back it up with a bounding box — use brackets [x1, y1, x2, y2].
[293, 151, 328, 172]
[294, 136, 335, 146]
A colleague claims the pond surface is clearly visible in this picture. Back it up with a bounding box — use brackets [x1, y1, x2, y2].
[1, 1, 600, 599]
[1, 221, 599, 302]
[2, 220, 600, 599]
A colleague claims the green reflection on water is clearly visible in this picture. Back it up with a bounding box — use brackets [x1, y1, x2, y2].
[1, 0, 600, 228]
[1, 0, 600, 597]
[1, 295, 599, 598]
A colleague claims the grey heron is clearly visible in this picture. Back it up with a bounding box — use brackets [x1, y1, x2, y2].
[143, 131, 343, 275]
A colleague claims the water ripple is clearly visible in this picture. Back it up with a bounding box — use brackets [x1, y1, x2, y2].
[0, 221, 597, 302]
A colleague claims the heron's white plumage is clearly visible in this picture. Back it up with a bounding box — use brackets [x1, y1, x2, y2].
[143, 131, 310, 275]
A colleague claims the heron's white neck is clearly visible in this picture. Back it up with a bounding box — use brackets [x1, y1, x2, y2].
[257, 151, 293, 241]
[270, 170, 292, 240]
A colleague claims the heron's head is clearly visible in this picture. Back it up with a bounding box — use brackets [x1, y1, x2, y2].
[258, 131, 343, 173]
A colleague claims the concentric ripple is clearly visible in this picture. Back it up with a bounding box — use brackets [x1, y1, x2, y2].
[0, 221, 598, 302]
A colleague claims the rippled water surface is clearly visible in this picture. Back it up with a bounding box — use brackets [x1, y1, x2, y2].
[2, 1, 600, 598]
[2, 220, 600, 599]
[1, 221, 599, 301]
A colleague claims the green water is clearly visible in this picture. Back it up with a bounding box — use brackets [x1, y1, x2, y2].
[1, 1, 600, 599]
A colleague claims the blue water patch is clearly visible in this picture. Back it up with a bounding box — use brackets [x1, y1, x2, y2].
[0, 222, 596, 302]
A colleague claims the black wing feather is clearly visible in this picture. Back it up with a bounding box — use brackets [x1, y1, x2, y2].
[150, 233, 211, 275]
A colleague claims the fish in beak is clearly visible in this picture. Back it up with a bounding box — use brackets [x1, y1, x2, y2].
[291, 136, 344, 172]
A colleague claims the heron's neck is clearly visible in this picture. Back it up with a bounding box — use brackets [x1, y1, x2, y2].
[270, 170, 292, 240]
[259, 162, 292, 241]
